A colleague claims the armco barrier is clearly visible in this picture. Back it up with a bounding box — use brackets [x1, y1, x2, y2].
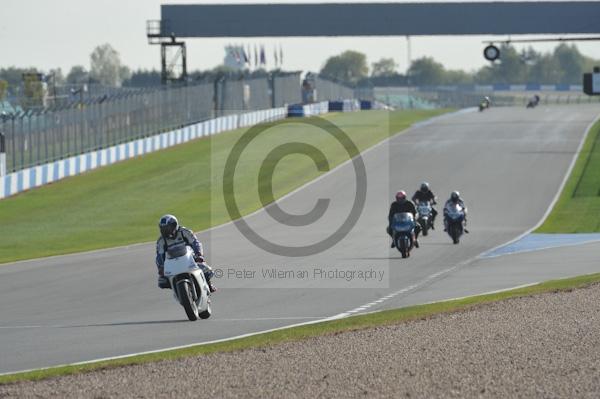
[329, 99, 360, 112]
[287, 104, 305, 117]
[0, 108, 286, 200]
[287, 101, 330, 117]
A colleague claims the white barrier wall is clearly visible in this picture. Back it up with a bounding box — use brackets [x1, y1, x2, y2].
[0, 107, 287, 200]
[302, 101, 329, 116]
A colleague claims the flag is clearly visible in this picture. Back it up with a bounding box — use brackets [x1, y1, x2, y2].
[274, 45, 279, 67]
[242, 45, 249, 65]
[227, 46, 236, 63]
[260, 44, 266, 66]
[254, 44, 258, 67]
[246, 44, 252, 66]
[279, 44, 283, 66]
[233, 46, 241, 63]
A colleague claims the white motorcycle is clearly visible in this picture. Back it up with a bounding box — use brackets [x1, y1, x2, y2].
[163, 246, 212, 321]
[445, 203, 466, 244]
[416, 201, 433, 236]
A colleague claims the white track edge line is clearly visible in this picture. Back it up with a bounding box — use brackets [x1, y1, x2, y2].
[330, 108, 600, 319]
[0, 279, 542, 377]
[481, 237, 600, 259]
[478, 111, 600, 259]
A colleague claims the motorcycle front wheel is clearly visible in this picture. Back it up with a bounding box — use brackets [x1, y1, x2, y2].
[421, 221, 429, 236]
[450, 225, 461, 244]
[396, 236, 409, 258]
[177, 280, 199, 321]
[199, 302, 212, 319]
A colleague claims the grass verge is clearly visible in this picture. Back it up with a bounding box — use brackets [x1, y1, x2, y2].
[0, 109, 450, 264]
[1, 272, 599, 384]
[537, 116, 600, 232]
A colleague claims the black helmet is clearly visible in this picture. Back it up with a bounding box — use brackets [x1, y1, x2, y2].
[450, 191, 460, 203]
[159, 214, 179, 238]
[420, 182, 429, 192]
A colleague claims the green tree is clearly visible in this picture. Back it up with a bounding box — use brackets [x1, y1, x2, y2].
[90, 44, 131, 87]
[371, 58, 398, 77]
[407, 57, 445, 86]
[529, 53, 561, 84]
[491, 44, 528, 84]
[0, 80, 8, 101]
[553, 44, 584, 84]
[0, 67, 37, 88]
[445, 69, 473, 85]
[123, 69, 161, 87]
[66, 65, 89, 84]
[48, 68, 65, 86]
[320, 50, 368, 85]
[21, 74, 45, 108]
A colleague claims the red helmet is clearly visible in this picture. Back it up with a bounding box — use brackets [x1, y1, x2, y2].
[395, 190, 407, 201]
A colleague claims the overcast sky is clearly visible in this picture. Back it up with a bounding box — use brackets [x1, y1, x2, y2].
[2, 0, 600, 75]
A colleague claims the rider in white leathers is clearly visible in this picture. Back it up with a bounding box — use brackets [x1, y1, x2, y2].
[443, 191, 468, 233]
[155, 214, 217, 292]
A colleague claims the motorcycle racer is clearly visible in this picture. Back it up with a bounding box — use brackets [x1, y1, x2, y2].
[387, 190, 421, 248]
[412, 182, 438, 229]
[156, 214, 217, 292]
[443, 191, 468, 234]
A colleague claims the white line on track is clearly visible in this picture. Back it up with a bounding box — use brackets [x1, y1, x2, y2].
[0, 317, 324, 330]
[0, 279, 545, 377]
[481, 237, 600, 259]
[478, 112, 600, 259]
[332, 110, 600, 318]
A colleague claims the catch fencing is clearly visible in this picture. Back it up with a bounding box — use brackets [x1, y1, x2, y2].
[314, 77, 355, 101]
[1, 74, 355, 174]
[1, 84, 214, 173]
[0, 101, 342, 200]
[372, 87, 600, 109]
[273, 73, 302, 107]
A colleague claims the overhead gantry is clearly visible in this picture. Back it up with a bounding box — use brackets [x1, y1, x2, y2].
[147, 2, 600, 84]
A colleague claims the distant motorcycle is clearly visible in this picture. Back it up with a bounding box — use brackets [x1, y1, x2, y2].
[479, 97, 491, 112]
[163, 246, 212, 321]
[526, 95, 540, 109]
[416, 201, 434, 236]
[391, 212, 416, 258]
[445, 203, 466, 244]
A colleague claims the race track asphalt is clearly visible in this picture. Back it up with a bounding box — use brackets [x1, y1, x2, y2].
[1, 105, 599, 374]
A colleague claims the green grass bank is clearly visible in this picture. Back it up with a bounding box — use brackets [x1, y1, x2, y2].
[537, 117, 600, 233]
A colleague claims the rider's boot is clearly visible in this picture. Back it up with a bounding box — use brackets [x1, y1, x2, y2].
[197, 263, 217, 293]
[204, 272, 217, 293]
[158, 276, 170, 289]
[387, 226, 395, 248]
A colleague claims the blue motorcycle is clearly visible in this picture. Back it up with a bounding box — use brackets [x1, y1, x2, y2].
[391, 212, 416, 258]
